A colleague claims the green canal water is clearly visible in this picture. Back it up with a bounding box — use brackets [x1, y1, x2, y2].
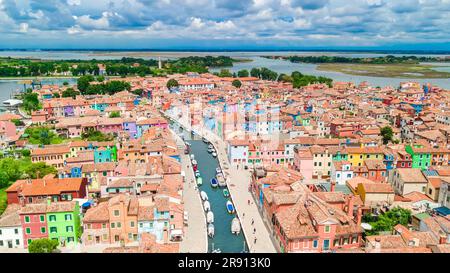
[171, 122, 248, 253]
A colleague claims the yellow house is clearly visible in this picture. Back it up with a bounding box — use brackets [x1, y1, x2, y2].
[69, 140, 89, 157]
[346, 146, 384, 167]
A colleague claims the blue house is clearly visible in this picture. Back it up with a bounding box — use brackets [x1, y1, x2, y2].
[383, 152, 395, 171]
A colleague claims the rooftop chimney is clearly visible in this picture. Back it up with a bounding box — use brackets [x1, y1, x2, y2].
[330, 181, 336, 192]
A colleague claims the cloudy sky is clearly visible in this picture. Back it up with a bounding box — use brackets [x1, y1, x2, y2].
[0, 0, 449, 50]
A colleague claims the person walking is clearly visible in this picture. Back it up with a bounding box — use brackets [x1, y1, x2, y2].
[254, 237, 257, 244]
[253, 228, 256, 234]
[251, 219, 254, 225]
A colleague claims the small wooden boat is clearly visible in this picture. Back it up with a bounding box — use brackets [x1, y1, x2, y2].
[203, 200, 210, 212]
[231, 217, 241, 235]
[226, 200, 235, 214]
[197, 177, 203, 186]
[200, 191, 208, 201]
[210, 178, 218, 188]
[223, 188, 230, 197]
[207, 223, 215, 238]
[206, 211, 214, 223]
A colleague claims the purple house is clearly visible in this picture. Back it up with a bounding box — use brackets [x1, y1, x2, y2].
[123, 120, 137, 139]
[64, 105, 75, 117]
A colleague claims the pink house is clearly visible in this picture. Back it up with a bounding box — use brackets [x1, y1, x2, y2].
[294, 148, 313, 180]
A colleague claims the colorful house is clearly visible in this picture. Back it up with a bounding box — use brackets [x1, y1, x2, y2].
[46, 201, 81, 247]
[19, 204, 48, 248]
[405, 144, 432, 170]
[94, 146, 118, 163]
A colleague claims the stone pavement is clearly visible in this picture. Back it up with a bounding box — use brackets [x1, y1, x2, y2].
[171, 129, 208, 253]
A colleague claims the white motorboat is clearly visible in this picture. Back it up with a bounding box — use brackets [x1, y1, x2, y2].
[208, 144, 214, 150]
[190, 154, 195, 160]
[195, 170, 201, 177]
[207, 223, 215, 238]
[212, 152, 217, 157]
[206, 211, 214, 223]
[231, 217, 241, 235]
[217, 174, 226, 187]
[203, 200, 211, 212]
[215, 167, 222, 174]
[200, 191, 208, 201]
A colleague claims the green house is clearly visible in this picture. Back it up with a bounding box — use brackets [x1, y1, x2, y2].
[46, 201, 81, 247]
[332, 151, 348, 161]
[405, 144, 431, 170]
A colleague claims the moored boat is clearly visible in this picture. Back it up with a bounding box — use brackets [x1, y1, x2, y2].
[223, 188, 230, 197]
[200, 191, 208, 201]
[197, 177, 203, 185]
[206, 211, 214, 223]
[231, 217, 241, 235]
[217, 174, 226, 187]
[207, 223, 215, 238]
[210, 178, 218, 188]
[203, 200, 210, 212]
[226, 200, 235, 214]
[212, 152, 217, 157]
[195, 170, 201, 177]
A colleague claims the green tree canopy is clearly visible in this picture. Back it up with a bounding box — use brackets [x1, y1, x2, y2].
[28, 238, 59, 253]
[166, 79, 179, 89]
[232, 79, 242, 88]
[109, 111, 121, 118]
[380, 126, 394, 144]
[237, 69, 249, 77]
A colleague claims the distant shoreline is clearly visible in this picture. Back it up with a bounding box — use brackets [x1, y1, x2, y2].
[1, 49, 450, 55]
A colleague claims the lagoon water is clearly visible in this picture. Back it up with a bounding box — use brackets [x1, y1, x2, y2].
[0, 51, 449, 99]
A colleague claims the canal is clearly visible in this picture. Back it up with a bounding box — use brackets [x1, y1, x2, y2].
[171, 121, 248, 253]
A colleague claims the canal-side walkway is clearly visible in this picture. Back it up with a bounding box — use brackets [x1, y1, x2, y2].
[164, 112, 276, 253]
[201, 129, 277, 253]
[171, 129, 208, 253]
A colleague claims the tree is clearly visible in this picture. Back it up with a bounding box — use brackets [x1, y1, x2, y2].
[250, 68, 260, 78]
[132, 88, 143, 96]
[364, 207, 412, 236]
[97, 75, 105, 82]
[237, 69, 249, 77]
[28, 238, 59, 253]
[77, 75, 94, 94]
[218, 69, 233, 77]
[109, 111, 121, 118]
[22, 93, 41, 114]
[62, 88, 80, 99]
[232, 79, 242, 88]
[23, 162, 57, 179]
[166, 79, 179, 90]
[52, 92, 60, 98]
[380, 126, 394, 144]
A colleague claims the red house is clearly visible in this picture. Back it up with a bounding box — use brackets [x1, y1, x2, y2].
[6, 178, 88, 205]
[19, 203, 48, 248]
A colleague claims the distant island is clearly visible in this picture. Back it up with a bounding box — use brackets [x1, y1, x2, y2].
[262, 55, 450, 79]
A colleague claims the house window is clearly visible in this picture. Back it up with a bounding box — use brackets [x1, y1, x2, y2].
[50, 227, 57, 234]
[111, 223, 115, 228]
[130, 221, 135, 228]
[114, 210, 120, 216]
[25, 227, 31, 234]
[49, 215, 56, 222]
[66, 226, 73, 232]
[65, 214, 72, 221]
[40, 215, 45, 222]
[313, 240, 318, 248]
[41, 227, 46, 234]
[324, 225, 331, 233]
[102, 223, 107, 229]
[14, 228, 18, 234]
[25, 216, 30, 223]
[117, 222, 122, 228]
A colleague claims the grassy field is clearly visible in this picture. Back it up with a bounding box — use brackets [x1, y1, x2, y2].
[316, 63, 450, 78]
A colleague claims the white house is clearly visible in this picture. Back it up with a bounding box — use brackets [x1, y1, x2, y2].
[227, 140, 249, 165]
[0, 205, 24, 249]
[331, 160, 354, 185]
